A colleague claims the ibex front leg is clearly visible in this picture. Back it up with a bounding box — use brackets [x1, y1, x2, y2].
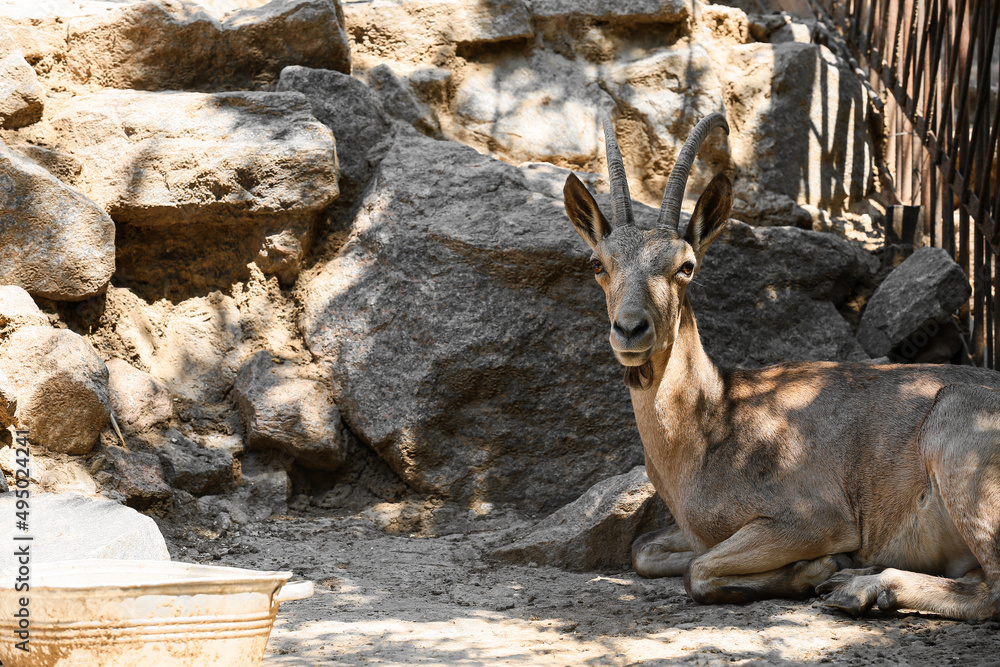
[685, 519, 857, 604]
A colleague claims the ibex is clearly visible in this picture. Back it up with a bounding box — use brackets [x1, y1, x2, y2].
[562, 111, 1000, 621]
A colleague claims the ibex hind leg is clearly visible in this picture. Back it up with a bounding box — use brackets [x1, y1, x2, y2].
[822, 384, 1000, 621]
[632, 524, 696, 578]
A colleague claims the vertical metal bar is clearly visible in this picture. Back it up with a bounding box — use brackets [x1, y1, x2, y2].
[975, 215, 985, 364]
[986, 250, 994, 368]
[948, 0, 979, 187]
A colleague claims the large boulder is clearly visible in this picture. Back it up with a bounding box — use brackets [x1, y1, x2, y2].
[300, 130, 873, 510]
[0, 493, 169, 572]
[490, 465, 673, 571]
[0, 142, 115, 301]
[856, 247, 971, 360]
[694, 221, 873, 368]
[64, 0, 350, 91]
[723, 41, 872, 220]
[0, 24, 44, 128]
[235, 351, 347, 472]
[18, 90, 337, 293]
[0, 326, 110, 455]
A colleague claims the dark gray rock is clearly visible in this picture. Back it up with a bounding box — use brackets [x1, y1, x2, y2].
[276, 66, 392, 211]
[150, 428, 236, 496]
[104, 444, 173, 507]
[368, 65, 441, 137]
[489, 466, 672, 571]
[0, 492, 169, 570]
[856, 247, 971, 359]
[235, 351, 347, 471]
[300, 130, 874, 510]
[694, 221, 874, 369]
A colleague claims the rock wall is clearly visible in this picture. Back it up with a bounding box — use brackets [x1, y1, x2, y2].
[344, 0, 876, 232]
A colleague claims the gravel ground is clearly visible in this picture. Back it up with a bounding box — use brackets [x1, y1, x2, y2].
[163, 507, 1000, 666]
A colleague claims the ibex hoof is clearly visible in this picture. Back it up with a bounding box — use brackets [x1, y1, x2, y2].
[816, 570, 891, 616]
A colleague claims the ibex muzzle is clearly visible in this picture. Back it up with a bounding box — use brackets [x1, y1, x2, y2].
[561, 110, 1000, 622]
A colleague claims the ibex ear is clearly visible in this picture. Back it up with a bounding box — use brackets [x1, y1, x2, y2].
[685, 172, 732, 264]
[564, 173, 611, 250]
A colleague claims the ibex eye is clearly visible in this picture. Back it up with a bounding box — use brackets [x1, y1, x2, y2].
[679, 262, 695, 277]
[590, 259, 604, 274]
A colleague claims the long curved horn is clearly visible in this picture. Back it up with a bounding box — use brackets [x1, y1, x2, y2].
[657, 112, 730, 231]
[602, 112, 635, 228]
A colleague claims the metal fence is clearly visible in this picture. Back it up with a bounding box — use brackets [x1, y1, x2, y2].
[815, 0, 1000, 367]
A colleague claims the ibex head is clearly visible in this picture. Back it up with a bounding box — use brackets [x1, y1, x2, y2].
[564, 113, 732, 389]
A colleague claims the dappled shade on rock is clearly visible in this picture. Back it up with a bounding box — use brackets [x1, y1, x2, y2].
[64, 0, 350, 91]
[12, 89, 338, 295]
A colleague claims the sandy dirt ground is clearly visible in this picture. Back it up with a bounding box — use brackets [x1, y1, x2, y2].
[164, 508, 1000, 666]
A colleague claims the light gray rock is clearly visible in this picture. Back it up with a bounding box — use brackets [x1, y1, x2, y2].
[277, 66, 392, 210]
[31, 90, 337, 292]
[106, 359, 173, 433]
[0, 142, 115, 301]
[300, 130, 873, 510]
[490, 466, 673, 571]
[529, 0, 690, 22]
[451, 49, 606, 168]
[343, 0, 531, 65]
[0, 492, 169, 573]
[0, 326, 110, 455]
[65, 0, 350, 91]
[235, 352, 347, 471]
[46, 89, 337, 224]
[0, 24, 44, 128]
[856, 247, 971, 359]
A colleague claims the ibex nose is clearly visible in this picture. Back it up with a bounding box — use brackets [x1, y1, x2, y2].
[613, 312, 651, 344]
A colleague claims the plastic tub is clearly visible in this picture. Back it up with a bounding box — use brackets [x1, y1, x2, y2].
[0, 559, 313, 667]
